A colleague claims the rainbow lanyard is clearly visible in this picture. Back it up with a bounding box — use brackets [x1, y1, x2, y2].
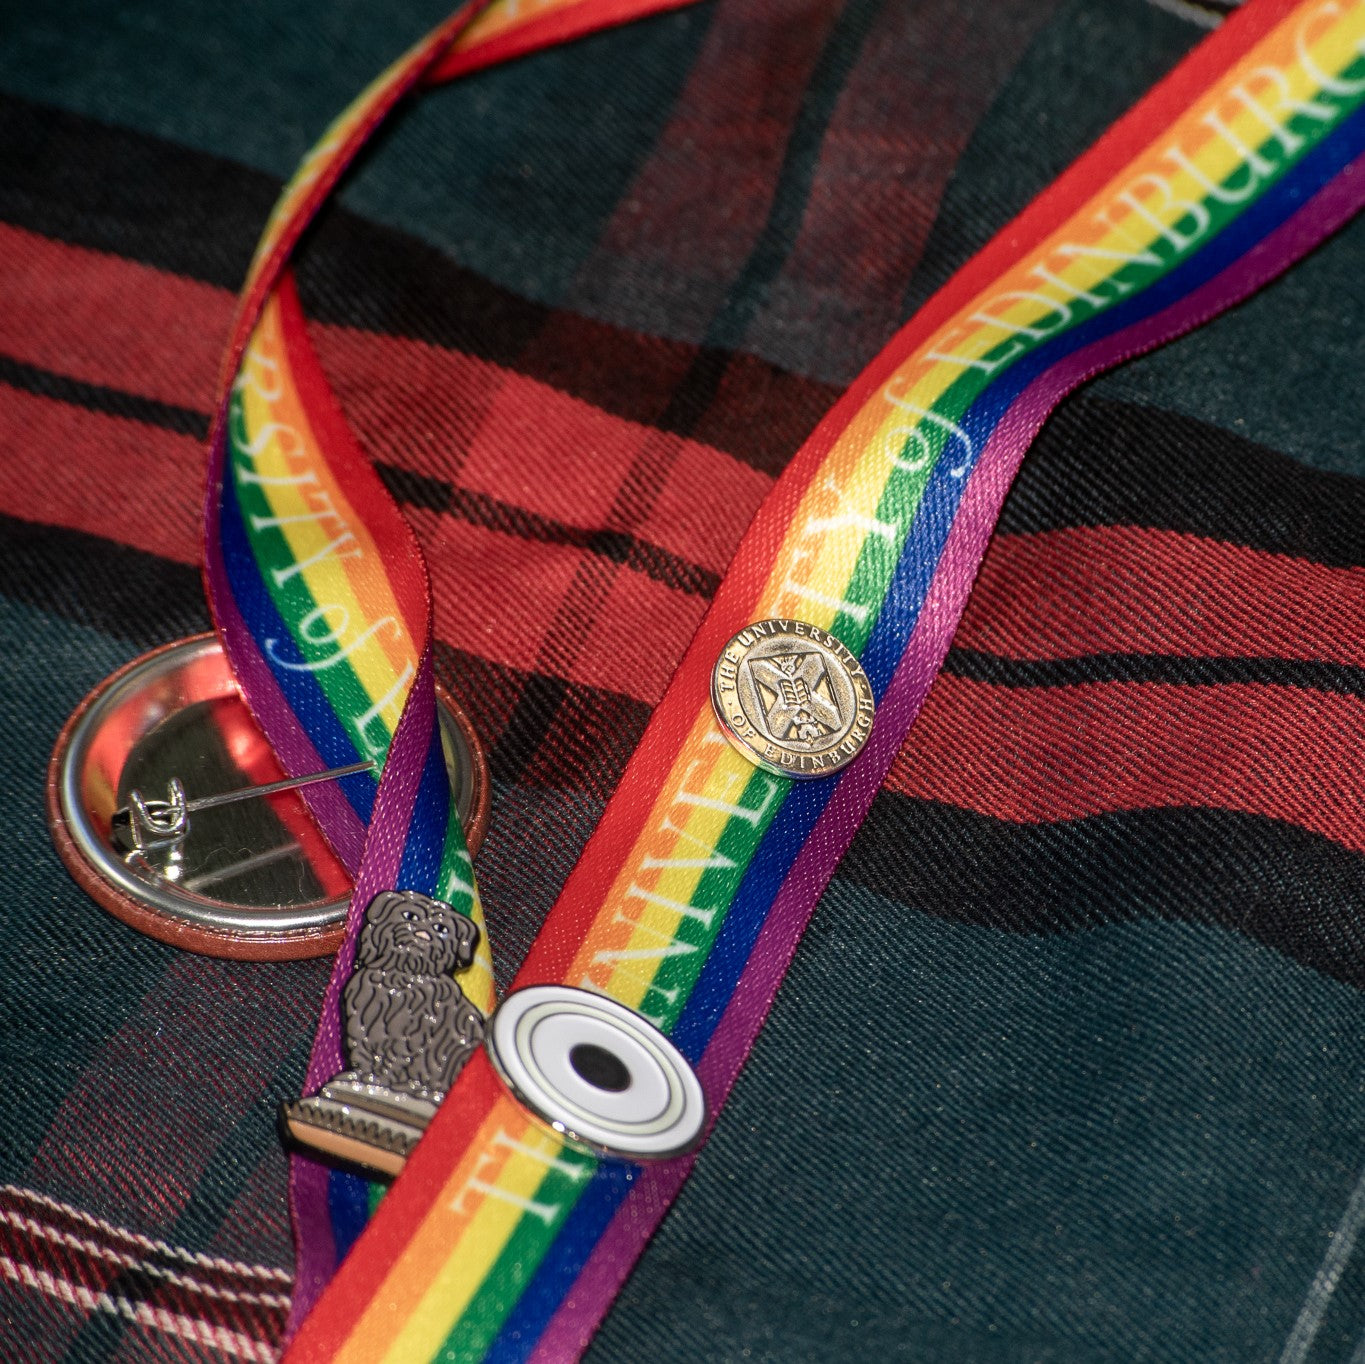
[200, 1, 1365, 1359]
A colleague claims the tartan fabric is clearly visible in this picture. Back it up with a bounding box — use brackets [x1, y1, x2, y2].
[6, 0, 1365, 1359]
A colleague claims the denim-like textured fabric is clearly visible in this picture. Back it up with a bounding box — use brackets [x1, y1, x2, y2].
[5, 0, 1365, 1360]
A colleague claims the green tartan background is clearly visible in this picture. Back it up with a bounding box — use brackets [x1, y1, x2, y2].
[4, 0, 1365, 1359]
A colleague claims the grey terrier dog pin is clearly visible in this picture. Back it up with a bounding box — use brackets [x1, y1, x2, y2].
[281, 888, 485, 1177]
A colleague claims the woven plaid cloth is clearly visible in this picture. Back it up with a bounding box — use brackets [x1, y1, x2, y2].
[5, 0, 1365, 1359]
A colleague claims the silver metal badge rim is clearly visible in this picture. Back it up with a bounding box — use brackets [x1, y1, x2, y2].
[48, 633, 489, 956]
[485, 984, 708, 1162]
[709, 616, 876, 779]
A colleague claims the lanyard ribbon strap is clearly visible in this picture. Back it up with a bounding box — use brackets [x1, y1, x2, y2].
[203, 0, 1365, 1359]
[199, 0, 702, 1336]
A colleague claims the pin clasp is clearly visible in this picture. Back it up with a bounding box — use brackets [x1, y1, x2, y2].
[111, 778, 190, 854]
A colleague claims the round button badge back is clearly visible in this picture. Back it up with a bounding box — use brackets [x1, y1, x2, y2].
[47, 634, 490, 960]
[710, 618, 874, 778]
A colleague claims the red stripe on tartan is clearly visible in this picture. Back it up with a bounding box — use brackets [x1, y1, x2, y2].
[888, 675, 1365, 853]
[0, 385, 201, 564]
[747, 0, 1058, 367]
[308, 321, 771, 573]
[569, 0, 844, 330]
[0, 1258, 281, 1364]
[0, 382, 717, 703]
[2, 213, 837, 480]
[409, 505, 708, 703]
[570, 553, 709, 700]
[0, 1206, 121, 1302]
[0, 229, 771, 583]
[408, 506, 591, 667]
[510, 0, 1303, 984]
[0, 222, 790, 512]
[427, 0, 703, 81]
[0, 223, 231, 411]
[0, 1191, 287, 1356]
[959, 526, 1365, 669]
[0, 1188, 290, 1292]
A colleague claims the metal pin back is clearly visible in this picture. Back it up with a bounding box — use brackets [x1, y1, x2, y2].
[47, 634, 490, 960]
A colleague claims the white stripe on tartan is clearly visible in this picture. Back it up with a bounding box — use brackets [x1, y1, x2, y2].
[0, 1208, 291, 1309]
[0, 1255, 278, 1362]
[1144, 0, 1222, 28]
[1278, 1162, 1365, 1364]
[0, 1185, 291, 1283]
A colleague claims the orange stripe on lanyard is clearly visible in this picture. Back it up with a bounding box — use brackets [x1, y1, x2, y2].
[193, 0, 1365, 1360]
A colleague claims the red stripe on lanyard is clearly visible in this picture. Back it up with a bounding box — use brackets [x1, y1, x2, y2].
[192, 0, 1365, 1356]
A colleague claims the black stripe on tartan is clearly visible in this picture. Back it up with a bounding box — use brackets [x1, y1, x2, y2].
[0, 357, 724, 599]
[488, 671, 573, 789]
[433, 640, 650, 792]
[8, 383, 1352, 636]
[297, 207, 834, 475]
[944, 648, 1365, 701]
[0, 514, 211, 648]
[0, 514, 651, 794]
[657, 0, 889, 433]
[377, 463, 720, 599]
[842, 796, 1365, 993]
[94, 1261, 284, 1351]
[1001, 395, 1365, 570]
[0, 351, 209, 439]
[0, 93, 839, 476]
[0, 95, 272, 289]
